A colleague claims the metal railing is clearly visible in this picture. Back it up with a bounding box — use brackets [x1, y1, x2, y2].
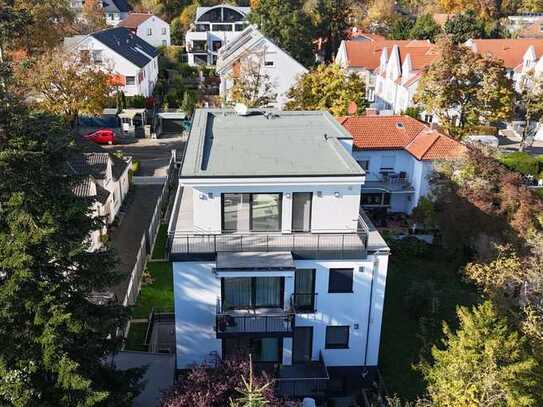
[215, 299, 294, 336]
[275, 350, 330, 398]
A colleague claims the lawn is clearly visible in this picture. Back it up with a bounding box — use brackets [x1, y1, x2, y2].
[151, 224, 168, 260]
[131, 262, 174, 319]
[379, 245, 480, 401]
[125, 322, 148, 352]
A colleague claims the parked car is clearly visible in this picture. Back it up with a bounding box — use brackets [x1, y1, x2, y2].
[85, 129, 116, 145]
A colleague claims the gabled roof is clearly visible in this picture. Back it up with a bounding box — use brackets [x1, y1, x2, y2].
[102, 0, 131, 13]
[337, 115, 465, 161]
[91, 27, 158, 68]
[341, 39, 434, 70]
[467, 39, 543, 68]
[117, 13, 153, 29]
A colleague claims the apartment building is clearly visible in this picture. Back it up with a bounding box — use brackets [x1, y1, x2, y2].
[185, 4, 250, 66]
[167, 109, 390, 399]
[339, 114, 464, 214]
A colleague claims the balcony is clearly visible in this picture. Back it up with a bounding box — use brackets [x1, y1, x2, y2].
[275, 351, 329, 399]
[363, 172, 414, 193]
[215, 300, 294, 338]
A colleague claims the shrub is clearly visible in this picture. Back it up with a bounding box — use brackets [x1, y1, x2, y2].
[130, 160, 140, 175]
[388, 236, 433, 259]
[500, 151, 540, 176]
[125, 95, 146, 109]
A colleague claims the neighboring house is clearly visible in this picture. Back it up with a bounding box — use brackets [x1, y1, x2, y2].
[70, 152, 131, 251]
[185, 4, 250, 66]
[338, 114, 464, 214]
[216, 25, 308, 109]
[65, 27, 159, 97]
[168, 108, 390, 399]
[69, 0, 131, 25]
[118, 13, 171, 48]
[507, 14, 543, 35]
[335, 39, 433, 106]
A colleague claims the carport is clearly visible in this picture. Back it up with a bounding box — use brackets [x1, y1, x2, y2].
[157, 111, 190, 136]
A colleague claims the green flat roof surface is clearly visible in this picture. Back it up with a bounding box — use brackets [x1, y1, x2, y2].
[181, 109, 364, 178]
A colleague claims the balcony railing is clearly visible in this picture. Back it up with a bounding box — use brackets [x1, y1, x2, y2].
[168, 221, 368, 260]
[275, 351, 330, 398]
[215, 299, 294, 337]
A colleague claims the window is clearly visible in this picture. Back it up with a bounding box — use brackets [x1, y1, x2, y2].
[357, 160, 369, 171]
[325, 326, 350, 349]
[162, 40, 167, 46]
[125, 76, 136, 86]
[264, 60, 274, 67]
[147, 28, 152, 36]
[380, 155, 396, 171]
[328, 268, 354, 293]
[222, 277, 283, 310]
[223, 337, 281, 363]
[367, 88, 375, 102]
[92, 50, 102, 63]
[222, 193, 282, 232]
[424, 114, 433, 123]
[162, 27, 167, 35]
[360, 192, 391, 207]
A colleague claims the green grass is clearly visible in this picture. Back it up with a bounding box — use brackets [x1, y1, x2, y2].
[131, 262, 173, 319]
[379, 247, 480, 401]
[151, 224, 168, 259]
[125, 322, 148, 352]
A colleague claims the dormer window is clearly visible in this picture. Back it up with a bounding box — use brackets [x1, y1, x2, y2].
[147, 28, 152, 36]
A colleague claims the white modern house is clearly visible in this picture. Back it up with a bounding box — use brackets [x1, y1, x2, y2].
[338, 114, 464, 214]
[70, 152, 131, 251]
[216, 26, 308, 109]
[118, 13, 171, 48]
[185, 4, 250, 66]
[65, 27, 159, 97]
[167, 108, 390, 399]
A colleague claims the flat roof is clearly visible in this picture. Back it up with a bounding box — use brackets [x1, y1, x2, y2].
[181, 109, 363, 178]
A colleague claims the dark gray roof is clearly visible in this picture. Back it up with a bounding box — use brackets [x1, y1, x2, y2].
[91, 27, 158, 68]
[69, 153, 109, 179]
[181, 109, 362, 178]
[72, 176, 110, 205]
[96, 184, 111, 205]
[102, 0, 131, 13]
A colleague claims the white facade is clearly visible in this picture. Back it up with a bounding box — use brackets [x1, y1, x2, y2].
[216, 26, 308, 109]
[185, 5, 250, 66]
[122, 14, 171, 48]
[69, 33, 159, 97]
[335, 41, 376, 103]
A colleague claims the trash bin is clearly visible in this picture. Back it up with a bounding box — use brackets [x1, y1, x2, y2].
[144, 125, 151, 138]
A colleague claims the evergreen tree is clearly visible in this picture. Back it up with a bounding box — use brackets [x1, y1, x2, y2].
[310, 0, 353, 63]
[443, 11, 486, 44]
[409, 14, 441, 41]
[248, 0, 315, 67]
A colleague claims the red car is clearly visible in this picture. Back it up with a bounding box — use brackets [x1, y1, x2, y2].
[85, 129, 116, 145]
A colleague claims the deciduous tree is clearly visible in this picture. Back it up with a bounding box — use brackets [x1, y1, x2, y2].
[415, 38, 514, 138]
[73, 0, 107, 34]
[248, 0, 315, 67]
[514, 71, 543, 151]
[286, 64, 367, 116]
[421, 301, 542, 406]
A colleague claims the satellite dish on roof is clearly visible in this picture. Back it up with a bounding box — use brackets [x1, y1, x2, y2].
[347, 101, 358, 115]
[234, 103, 249, 116]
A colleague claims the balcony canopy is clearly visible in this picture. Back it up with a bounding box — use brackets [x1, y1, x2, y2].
[216, 251, 295, 271]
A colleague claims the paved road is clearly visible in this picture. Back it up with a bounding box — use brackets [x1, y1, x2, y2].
[498, 131, 543, 155]
[101, 135, 186, 176]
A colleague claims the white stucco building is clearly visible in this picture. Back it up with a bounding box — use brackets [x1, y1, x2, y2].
[65, 27, 159, 97]
[168, 109, 390, 399]
[118, 13, 171, 48]
[338, 114, 464, 214]
[185, 4, 250, 66]
[216, 25, 308, 109]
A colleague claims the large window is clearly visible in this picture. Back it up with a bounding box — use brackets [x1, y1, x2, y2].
[328, 268, 354, 293]
[223, 337, 281, 362]
[222, 193, 282, 232]
[293, 269, 315, 312]
[325, 326, 350, 349]
[222, 277, 283, 310]
[360, 192, 391, 207]
[125, 76, 136, 86]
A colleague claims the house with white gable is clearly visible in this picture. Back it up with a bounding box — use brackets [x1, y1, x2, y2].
[335, 38, 431, 104]
[102, 0, 132, 26]
[118, 13, 171, 48]
[216, 25, 308, 109]
[373, 42, 438, 115]
[65, 27, 159, 97]
[338, 114, 464, 214]
[185, 4, 250, 66]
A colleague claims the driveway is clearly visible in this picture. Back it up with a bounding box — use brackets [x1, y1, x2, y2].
[101, 135, 186, 176]
[111, 184, 164, 302]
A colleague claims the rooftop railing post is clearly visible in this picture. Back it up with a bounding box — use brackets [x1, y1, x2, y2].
[186, 236, 190, 254]
[341, 234, 345, 259]
[316, 234, 320, 258]
[266, 235, 269, 252]
[240, 235, 243, 251]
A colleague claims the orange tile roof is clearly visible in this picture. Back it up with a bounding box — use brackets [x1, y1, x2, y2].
[469, 39, 543, 68]
[337, 115, 464, 160]
[118, 13, 152, 29]
[518, 18, 543, 39]
[343, 40, 434, 70]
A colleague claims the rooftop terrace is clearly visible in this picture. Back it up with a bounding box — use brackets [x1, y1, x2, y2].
[181, 109, 364, 178]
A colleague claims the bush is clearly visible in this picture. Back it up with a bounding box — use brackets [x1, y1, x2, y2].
[130, 160, 140, 175]
[500, 151, 540, 176]
[404, 281, 439, 319]
[125, 95, 146, 109]
[388, 236, 433, 259]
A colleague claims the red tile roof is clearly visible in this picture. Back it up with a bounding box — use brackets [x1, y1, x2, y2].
[469, 39, 543, 68]
[337, 115, 465, 160]
[343, 40, 434, 70]
[117, 13, 152, 29]
[519, 18, 543, 39]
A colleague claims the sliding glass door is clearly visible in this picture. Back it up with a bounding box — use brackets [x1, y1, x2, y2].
[222, 193, 282, 232]
[222, 277, 283, 310]
[293, 269, 315, 312]
[292, 192, 312, 232]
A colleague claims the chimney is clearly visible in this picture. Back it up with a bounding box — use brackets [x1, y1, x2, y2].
[365, 108, 379, 116]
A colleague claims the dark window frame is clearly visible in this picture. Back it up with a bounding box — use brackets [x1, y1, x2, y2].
[293, 268, 316, 312]
[325, 326, 350, 349]
[221, 193, 282, 233]
[291, 192, 312, 232]
[221, 277, 285, 310]
[328, 268, 354, 293]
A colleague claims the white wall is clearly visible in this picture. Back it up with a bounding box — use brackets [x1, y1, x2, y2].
[187, 182, 362, 234]
[137, 16, 171, 48]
